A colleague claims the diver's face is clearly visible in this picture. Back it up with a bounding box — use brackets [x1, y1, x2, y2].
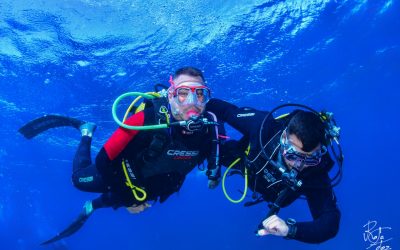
[281, 131, 322, 171]
[168, 74, 207, 121]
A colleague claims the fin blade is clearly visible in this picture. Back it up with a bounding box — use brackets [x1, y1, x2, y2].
[41, 212, 90, 245]
[18, 115, 84, 139]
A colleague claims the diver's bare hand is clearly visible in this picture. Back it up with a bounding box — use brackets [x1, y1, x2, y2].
[126, 202, 151, 214]
[257, 215, 289, 237]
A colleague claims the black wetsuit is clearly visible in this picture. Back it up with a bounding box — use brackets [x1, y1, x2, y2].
[206, 98, 340, 244]
[72, 99, 223, 209]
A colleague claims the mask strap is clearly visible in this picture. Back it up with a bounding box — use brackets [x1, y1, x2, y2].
[169, 75, 175, 88]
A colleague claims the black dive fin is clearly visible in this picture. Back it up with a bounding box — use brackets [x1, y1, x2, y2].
[18, 115, 84, 139]
[40, 211, 91, 245]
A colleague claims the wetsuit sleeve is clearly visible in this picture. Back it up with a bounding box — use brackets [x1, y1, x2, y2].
[293, 174, 341, 243]
[206, 98, 267, 136]
[102, 111, 145, 160]
[206, 98, 273, 160]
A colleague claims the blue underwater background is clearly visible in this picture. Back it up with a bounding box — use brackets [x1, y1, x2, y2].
[1, 0, 399, 249]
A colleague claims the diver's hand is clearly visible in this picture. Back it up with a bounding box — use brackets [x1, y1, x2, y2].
[208, 179, 220, 189]
[257, 215, 289, 237]
[126, 202, 151, 214]
[206, 167, 221, 189]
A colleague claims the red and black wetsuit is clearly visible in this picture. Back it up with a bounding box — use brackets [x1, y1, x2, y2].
[206, 98, 341, 244]
[72, 99, 222, 209]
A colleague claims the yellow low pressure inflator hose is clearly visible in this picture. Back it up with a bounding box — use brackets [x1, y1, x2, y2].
[116, 91, 168, 202]
[122, 92, 161, 122]
[222, 158, 248, 203]
[112, 92, 168, 130]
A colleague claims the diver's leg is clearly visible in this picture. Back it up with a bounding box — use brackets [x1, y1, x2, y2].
[72, 124, 108, 193]
[92, 192, 122, 209]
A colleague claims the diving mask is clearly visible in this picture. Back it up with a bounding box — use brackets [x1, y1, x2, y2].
[281, 132, 327, 167]
[171, 83, 211, 106]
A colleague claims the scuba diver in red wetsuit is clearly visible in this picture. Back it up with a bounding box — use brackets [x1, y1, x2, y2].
[19, 67, 225, 244]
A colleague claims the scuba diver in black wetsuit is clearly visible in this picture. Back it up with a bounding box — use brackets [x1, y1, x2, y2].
[19, 67, 225, 244]
[206, 99, 343, 244]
